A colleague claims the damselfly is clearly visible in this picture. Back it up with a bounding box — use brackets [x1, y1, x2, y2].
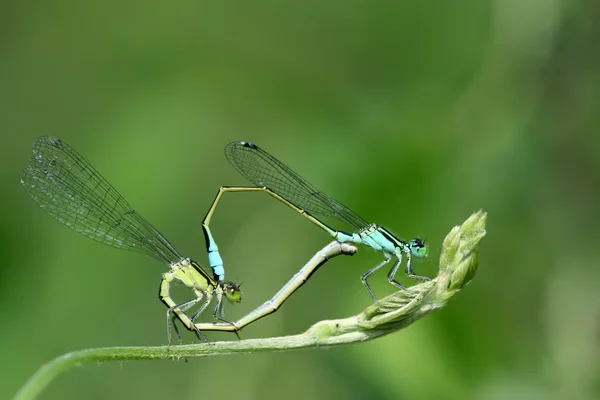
[20, 136, 241, 344]
[202, 141, 428, 302]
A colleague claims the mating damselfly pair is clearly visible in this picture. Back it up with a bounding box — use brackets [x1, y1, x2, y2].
[20, 137, 428, 343]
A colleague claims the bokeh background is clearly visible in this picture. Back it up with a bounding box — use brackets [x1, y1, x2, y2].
[2, 1, 599, 399]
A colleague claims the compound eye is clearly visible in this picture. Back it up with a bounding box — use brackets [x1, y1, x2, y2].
[409, 238, 428, 259]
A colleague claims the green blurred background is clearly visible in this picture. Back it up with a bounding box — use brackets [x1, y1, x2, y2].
[2, 1, 599, 399]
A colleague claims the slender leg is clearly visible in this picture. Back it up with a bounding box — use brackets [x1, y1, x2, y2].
[386, 257, 407, 291]
[171, 317, 182, 345]
[186, 297, 213, 341]
[166, 296, 207, 345]
[211, 293, 231, 323]
[404, 253, 430, 281]
[210, 293, 241, 340]
[189, 296, 211, 323]
[360, 256, 392, 302]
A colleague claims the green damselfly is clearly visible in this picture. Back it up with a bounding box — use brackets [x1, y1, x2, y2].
[20, 136, 241, 344]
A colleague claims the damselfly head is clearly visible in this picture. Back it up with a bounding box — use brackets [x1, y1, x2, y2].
[222, 281, 242, 303]
[409, 238, 428, 259]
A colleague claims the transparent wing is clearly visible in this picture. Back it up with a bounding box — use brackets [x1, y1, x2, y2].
[225, 141, 370, 231]
[20, 136, 183, 264]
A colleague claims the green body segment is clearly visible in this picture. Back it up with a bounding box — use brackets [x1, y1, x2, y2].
[20, 136, 241, 344]
[203, 141, 429, 302]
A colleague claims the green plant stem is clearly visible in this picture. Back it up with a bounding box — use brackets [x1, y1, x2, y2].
[14, 211, 486, 400]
